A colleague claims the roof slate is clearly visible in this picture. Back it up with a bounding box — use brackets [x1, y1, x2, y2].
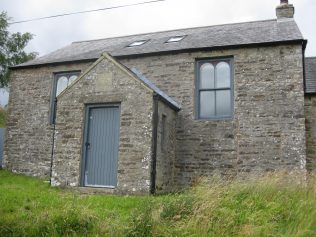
[305, 57, 316, 94]
[16, 18, 304, 68]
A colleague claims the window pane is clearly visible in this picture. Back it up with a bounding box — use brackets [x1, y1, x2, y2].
[56, 76, 68, 96]
[200, 63, 215, 89]
[216, 62, 230, 88]
[128, 40, 147, 47]
[200, 91, 215, 118]
[167, 36, 185, 43]
[68, 75, 78, 85]
[216, 90, 231, 117]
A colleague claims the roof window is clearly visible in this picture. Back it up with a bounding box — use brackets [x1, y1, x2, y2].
[166, 35, 186, 43]
[127, 40, 148, 47]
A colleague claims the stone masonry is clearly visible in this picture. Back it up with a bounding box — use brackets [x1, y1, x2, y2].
[52, 55, 155, 194]
[121, 44, 306, 187]
[3, 43, 307, 192]
[3, 62, 92, 176]
[305, 95, 316, 171]
[155, 100, 177, 193]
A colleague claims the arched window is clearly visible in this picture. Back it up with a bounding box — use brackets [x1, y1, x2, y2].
[200, 63, 215, 89]
[56, 76, 68, 96]
[50, 71, 80, 124]
[56, 74, 79, 96]
[196, 59, 233, 119]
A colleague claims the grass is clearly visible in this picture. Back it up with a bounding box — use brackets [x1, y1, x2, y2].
[0, 170, 316, 236]
[0, 170, 149, 236]
[0, 108, 5, 127]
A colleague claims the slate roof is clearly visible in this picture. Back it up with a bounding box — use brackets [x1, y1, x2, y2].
[305, 57, 316, 94]
[15, 18, 304, 68]
[130, 68, 181, 111]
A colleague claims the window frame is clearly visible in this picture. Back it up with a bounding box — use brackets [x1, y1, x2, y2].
[195, 57, 234, 121]
[49, 71, 81, 124]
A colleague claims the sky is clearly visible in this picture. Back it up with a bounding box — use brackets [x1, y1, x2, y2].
[0, 0, 315, 106]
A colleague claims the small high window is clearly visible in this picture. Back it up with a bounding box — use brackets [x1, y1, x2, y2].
[166, 35, 186, 43]
[50, 71, 80, 124]
[127, 40, 148, 47]
[196, 59, 233, 120]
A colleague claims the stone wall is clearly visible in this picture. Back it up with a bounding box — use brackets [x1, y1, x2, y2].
[305, 95, 316, 171]
[155, 100, 177, 193]
[4, 43, 306, 191]
[121, 44, 306, 187]
[3, 62, 92, 177]
[51, 56, 154, 194]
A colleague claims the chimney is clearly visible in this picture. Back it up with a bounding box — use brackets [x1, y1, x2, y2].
[276, 0, 295, 19]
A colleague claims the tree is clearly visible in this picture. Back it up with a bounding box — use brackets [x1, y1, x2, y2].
[0, 12, 37, 87]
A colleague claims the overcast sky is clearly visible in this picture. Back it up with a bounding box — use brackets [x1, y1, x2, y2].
[0, 0, 315, 106]
[1, 0, 315, 57]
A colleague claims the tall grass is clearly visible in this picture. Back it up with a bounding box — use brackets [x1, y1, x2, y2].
[0, 170, 147, 236]
[185, 174, 316, 236]
[1, 170, 316, 236]
[125, 173, 316, 237]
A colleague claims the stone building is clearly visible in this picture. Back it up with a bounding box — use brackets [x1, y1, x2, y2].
[3, 1, 316, 194]
[304, 57, 316, 172]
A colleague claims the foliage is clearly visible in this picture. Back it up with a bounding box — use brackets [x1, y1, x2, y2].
[0, 12, 37, 87]
[1, 170, 316, 236]
[0, 107, 5, 127]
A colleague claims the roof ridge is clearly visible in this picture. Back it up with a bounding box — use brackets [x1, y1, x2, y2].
[72, 18, 277, 44]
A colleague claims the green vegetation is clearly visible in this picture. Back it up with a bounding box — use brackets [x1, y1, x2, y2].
[0, 108, 5, 127]
[0, 170, 316, 236]
[0, 12, 37, 87]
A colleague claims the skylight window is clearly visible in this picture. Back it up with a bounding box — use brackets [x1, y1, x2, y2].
[166, 35, 186, 43]
[127, 40, 148, 47]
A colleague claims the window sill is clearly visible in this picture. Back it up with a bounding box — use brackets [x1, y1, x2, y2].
[195, 116, 234, 121]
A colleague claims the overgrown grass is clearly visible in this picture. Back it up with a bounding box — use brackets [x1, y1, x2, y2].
[1, 170, 316, 236]
[0, 108, 5, 127]
[0, 170, 150, 236]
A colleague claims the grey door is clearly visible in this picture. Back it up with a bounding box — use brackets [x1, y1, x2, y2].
[83, 106, 120, 188]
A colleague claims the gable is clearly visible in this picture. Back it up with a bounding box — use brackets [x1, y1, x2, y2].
[57, 53, 180, 111]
